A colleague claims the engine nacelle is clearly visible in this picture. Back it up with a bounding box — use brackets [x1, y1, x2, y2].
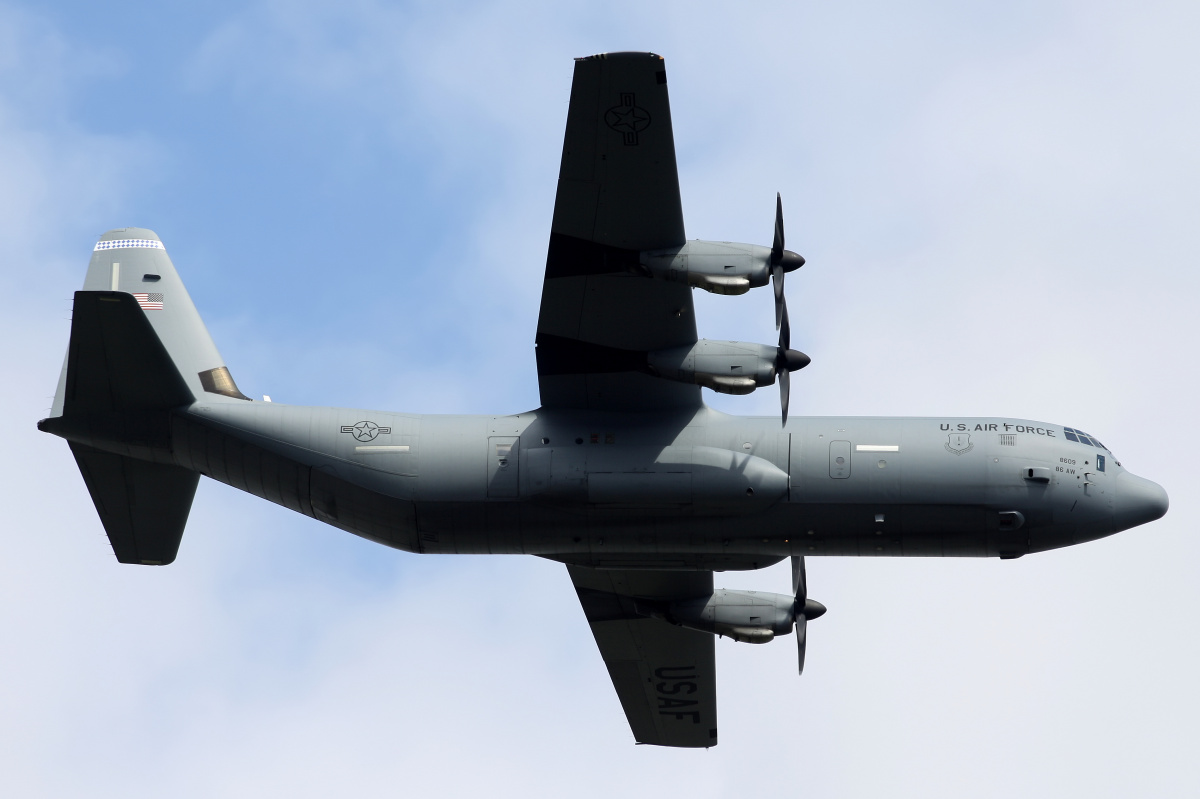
[641, 589, 796, 644]
[639, 240, 804, 295]
[648, 340, 792, 395]
[640, 240, 770, 295]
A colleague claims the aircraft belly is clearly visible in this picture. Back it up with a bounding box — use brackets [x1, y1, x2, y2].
[778, 503, 985, 557]
[403, 500, 981, 560]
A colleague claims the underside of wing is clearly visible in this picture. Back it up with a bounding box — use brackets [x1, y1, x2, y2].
[536, 53, 700, 412]
[567, 565, 717, 748]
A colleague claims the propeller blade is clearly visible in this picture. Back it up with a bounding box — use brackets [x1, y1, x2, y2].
[791, 555, 807, 602]
[792, 556, 810, 675]
[777, 193, 787, 328]
[771, 193, 787, 330]
[771, 192, 785, 263]
[777, 300, 797, 425]
[780, 369, 790, 425]
[771, 193, 808, 424]
[772, 264, 785, 330]
[797, 615, 808, 675]
[779, 296, 791, 352]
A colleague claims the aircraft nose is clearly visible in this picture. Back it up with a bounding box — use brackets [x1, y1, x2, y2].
[1112, 472, 1169, 530]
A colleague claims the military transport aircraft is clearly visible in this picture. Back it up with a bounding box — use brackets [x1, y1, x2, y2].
[41, 52, 1168, 748]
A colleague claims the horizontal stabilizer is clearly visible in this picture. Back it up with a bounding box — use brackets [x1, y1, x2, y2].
[63, 291, 194, 414]
[70, 443, 199, 565]
[49, 290, 200, 564]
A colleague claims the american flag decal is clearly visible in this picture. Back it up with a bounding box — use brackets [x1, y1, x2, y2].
[133, 293, 164, 310]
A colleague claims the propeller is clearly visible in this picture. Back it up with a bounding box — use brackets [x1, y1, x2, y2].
[770, 193, 809, 424]
[791, 555, 827, 676]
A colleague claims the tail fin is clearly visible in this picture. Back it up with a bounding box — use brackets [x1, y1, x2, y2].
[42, 228, 249, 564]
[51, 227, 249, 413]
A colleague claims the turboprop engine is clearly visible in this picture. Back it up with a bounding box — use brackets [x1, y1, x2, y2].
[635, 557, 828, 673]
[648, 589, 797, 643]
[648, 340, 810, 395]
[639, 587, 827, 644]
[639, 240, 805, 296]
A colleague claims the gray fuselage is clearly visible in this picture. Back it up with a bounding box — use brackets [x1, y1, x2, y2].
[171, 402, 1166, 570]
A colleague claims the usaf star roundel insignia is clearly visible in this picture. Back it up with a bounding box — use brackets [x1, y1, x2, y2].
[340, 420, 392, 442]
[604, 92, 652, 145]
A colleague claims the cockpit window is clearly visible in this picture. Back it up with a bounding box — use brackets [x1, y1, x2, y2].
[1064, 426, 1107, 450]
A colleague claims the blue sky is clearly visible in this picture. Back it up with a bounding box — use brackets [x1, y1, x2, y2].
[3, 1, 1198, 796]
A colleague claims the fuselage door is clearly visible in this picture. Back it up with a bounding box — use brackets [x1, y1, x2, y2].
[488, 436, 520, 497]
[1083, 451, 1109, 498]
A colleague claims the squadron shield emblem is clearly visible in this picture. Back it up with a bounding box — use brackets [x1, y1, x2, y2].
[945, 433, 973, 455]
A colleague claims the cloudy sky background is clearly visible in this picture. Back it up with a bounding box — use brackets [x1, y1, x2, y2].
[3, 1, 1197, 796]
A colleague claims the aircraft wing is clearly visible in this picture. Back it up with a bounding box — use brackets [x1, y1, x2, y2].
[536, 52, 701, 412]
[567, 565, 718, 747]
